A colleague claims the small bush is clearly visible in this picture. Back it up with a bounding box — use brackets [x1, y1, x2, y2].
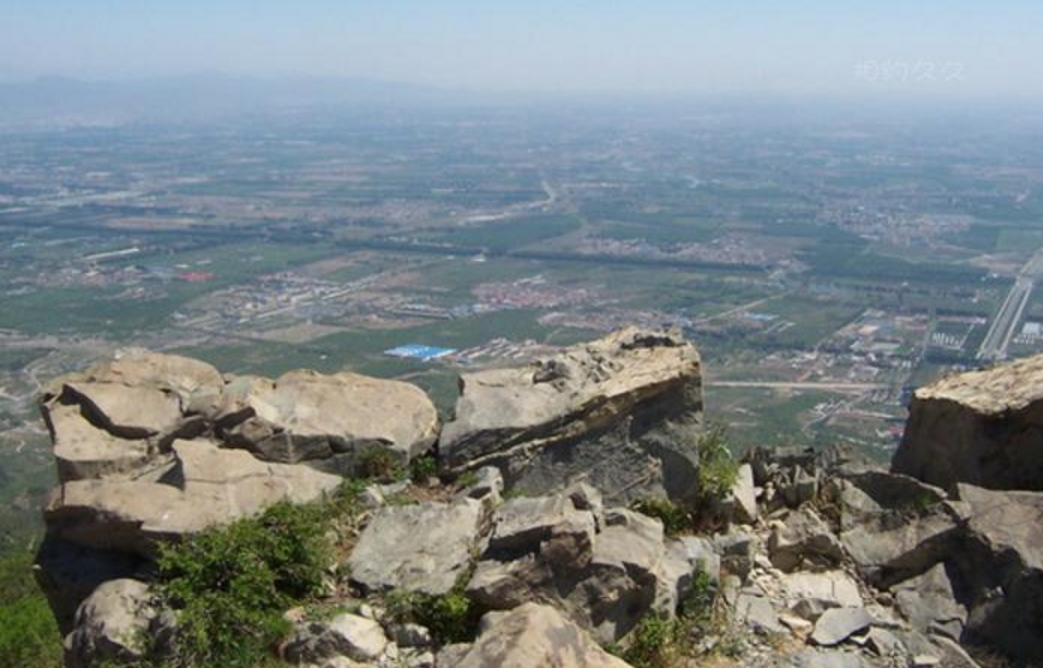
[617, 562, 731, 668]
[696, 424, 739, 505]
[385, 589, 479, 645]
[356, 448, 404, 481]
[409, 454, 439, 483]
[631, 498, 691, 536]
[157, 501, 331, 668]
[623, 613, 676, 668]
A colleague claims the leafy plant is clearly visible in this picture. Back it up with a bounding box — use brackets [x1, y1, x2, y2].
[695, 424, 739, 506]
[356, 447, 404, 481]
[384, 586, 480, 645]
[631, 498, 691, 536]
[409, 454, 439, 483]
[622, 613, 676, 668]
[156, 501, 331, 668]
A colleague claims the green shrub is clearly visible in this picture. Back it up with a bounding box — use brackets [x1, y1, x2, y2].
[409, 454, 439, 483]
[616, 562, 730, 668]
[622, 613, 676, 668]
[630, 498, 691, 536]
[384, 589, 479, 645]
[696, 424, 739, 505]
[156, 501, 331, 668]
[356, 448, 404, 481]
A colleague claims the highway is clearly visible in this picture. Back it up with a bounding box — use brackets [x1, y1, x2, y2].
[977, 246, 1043, 361]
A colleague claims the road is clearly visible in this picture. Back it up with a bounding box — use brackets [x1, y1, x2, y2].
[708, 381, 887, 393]
[977, 246, 1043, 361]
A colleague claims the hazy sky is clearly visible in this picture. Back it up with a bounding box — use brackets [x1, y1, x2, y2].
[2, 0, 1042, 99]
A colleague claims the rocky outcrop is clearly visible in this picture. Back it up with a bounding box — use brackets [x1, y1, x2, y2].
[467, 499, 692, 645]
[44, 438, 343, 557]
[40, 349, 439, 484]
[440, 327, 703, 504]
[893, 352, 1043, 491]
[39, 334, 1043, 668]
[36, 348, 438, 640]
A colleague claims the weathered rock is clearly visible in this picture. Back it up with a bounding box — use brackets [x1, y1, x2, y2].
[283, 613, 388, 664]
[467, 495, 694, 645]
[485, 494, 595, 557]
[734, 592, 784, 634]
[44, 402, 156, 483]
[893, 354, 1043, 491]
[778, 648, 874, 668]
[864, 627, 905, 660]
[715, 531, 755, 583]
[726, 463, 759, 524]
[349, 499, 484, 596]
[675, 535, 720, 582]
[811, 607, 874, 647]
[768, 507, 845, 572]
[950, 483, 1043, 663]
[391, 622, 433, 648]
[449, 603, 633, 668]
[216, 370, 439, 468]
[892, 562, 966, 640]
[64, 579, 157, 668]
[575, 508, 668, 642]
[779, 571, 863, 615]
[45, 438, 343, 556]
[837, 475, 963, 587]
[440, 328, 703, 503]
[460, 466, 504, 504]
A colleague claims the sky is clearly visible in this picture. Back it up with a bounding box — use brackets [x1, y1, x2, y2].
[1, 0, 1042, 100]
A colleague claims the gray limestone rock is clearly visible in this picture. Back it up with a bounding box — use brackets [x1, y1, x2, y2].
[349, 499, 484, 596]
[440, 328, 703, 504]
[893, 353, 1043, 491]
[449, 603, 632, 668]
[283, 613, 388, 664]
[64, 579, 157, 668]
[811, 607, 874, 647]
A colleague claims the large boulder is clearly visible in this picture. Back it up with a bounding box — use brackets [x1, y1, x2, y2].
[893, 354, 1043, 491]
[440, 328, 703, 504]
[63, 579, 158, 668]
[447, 603, 633, 668]
[348, 499, 486, 596]
[214, 370, 439, 468]
[44, 438, 343, 556]
[950, 483, 1043, 662]
[836, 473, 963, 587]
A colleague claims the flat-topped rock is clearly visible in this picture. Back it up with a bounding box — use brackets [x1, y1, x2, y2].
[894, 354, 1043, 490]
[440, 327, 703, 503]
[216, 369, 439, 466]
[911, 353, 1043, 414]
[44, 438, 343, 556]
